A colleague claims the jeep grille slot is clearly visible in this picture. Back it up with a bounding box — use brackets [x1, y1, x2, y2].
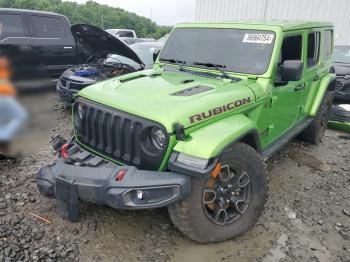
[60, 76, 90, 90]
[75, 98, 167, 170]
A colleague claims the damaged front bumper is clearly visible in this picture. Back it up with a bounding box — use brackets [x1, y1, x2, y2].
[56, 80, 78, 106]
[36, 143, 190, 221]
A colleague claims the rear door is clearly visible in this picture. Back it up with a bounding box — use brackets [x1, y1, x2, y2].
[0, 12, 30, 45]
[28, 14, 77, 77]
[302, 29, 333, 116]
[299, 29, 321, 119]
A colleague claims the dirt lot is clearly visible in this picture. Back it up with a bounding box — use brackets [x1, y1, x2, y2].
[0, 91, 349, 262]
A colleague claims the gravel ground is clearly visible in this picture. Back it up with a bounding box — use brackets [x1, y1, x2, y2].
[0, 91, 349, 262]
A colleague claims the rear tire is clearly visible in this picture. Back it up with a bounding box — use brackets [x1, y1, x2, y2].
[168, 143, 267, 243]
[298, 91, 333, 144]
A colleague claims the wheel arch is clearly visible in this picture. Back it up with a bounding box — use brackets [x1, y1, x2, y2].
[308, 73, 336, 117]
[172, 114, 262, 160]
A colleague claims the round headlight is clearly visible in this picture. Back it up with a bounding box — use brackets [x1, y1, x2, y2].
[150, 127, 166, 150]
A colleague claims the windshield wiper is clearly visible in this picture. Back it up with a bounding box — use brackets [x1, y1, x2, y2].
[193, 62, 240, 82]
[159, 58, 186, 70]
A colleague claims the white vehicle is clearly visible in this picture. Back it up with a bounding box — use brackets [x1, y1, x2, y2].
[105, 29, 137, 38]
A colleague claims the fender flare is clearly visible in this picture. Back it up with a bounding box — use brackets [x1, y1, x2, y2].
[308, 73, 336, 117]
[172, 114, 261, 160]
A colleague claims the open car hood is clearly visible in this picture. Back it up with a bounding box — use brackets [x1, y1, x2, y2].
[71, 24, 144, 66]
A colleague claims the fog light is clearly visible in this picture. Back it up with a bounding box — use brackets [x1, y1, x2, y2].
[136, 190, 145, 200]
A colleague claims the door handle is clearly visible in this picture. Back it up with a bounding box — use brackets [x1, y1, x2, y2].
[294, 83, 305, 91]
[313, 74, 320, 81]
[63, 46, 73, 49]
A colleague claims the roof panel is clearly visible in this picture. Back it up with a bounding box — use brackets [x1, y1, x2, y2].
[177, 20, 333, 31]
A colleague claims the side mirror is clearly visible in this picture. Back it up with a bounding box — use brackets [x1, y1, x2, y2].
[152, 48, 161, 62]
[281, 60, 304, 82]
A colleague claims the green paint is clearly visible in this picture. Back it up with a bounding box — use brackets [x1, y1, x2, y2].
[75, 21, 335, 171]
[328, 121, 350, 133]
[308, 73, 336, 116]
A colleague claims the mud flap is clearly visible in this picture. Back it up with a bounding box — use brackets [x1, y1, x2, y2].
[56, 176, 79, 222]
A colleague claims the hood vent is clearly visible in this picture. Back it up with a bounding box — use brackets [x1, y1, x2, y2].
[119, 74, 147, 83]
[171, 85, 214, 96]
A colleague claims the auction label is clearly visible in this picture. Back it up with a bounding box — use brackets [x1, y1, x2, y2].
[243, 33, 274, 44]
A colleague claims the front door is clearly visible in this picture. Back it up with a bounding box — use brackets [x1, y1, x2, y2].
[268, 33, 305, 142]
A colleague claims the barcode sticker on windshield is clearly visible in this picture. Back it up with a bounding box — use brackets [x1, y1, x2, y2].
[243, 33, 274, 44]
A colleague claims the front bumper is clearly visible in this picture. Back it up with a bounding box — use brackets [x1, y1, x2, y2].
[56, 81, 78, 105]
[36, 142, 190, 221]
[38, 158, 190, 208]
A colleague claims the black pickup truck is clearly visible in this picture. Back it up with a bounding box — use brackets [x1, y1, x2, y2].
[0, 8, 143, 86]
[0, 8, 80, 79]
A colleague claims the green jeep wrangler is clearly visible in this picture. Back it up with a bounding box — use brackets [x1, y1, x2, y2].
[37, 21, 335, 243]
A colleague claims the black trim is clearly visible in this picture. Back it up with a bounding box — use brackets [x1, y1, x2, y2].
[261, 117, 314, 160]
[174, 123, 185, 140]
[327, 77, 336, 92]
[37, 157, 191, 221]
[224, 129, 262, 153]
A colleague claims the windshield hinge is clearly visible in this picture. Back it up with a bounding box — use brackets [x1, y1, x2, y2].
[174, 123, 185, 140]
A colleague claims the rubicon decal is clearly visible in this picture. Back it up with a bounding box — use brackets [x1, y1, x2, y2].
[189, 97, 251, 124]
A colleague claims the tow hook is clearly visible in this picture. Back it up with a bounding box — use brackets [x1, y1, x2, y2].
[50, 135, 67, 152]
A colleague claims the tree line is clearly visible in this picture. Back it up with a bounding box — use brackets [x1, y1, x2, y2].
[0, 0, 172, 39]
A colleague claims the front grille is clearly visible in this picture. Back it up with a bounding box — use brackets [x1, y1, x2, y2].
[61, 77, 90, 91]
[74, 97, 168, 170]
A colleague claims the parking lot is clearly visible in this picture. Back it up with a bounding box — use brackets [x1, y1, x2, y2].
[0, 91, 349, 261]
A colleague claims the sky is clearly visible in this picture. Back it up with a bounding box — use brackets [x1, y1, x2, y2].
[72, 0, 197, 26]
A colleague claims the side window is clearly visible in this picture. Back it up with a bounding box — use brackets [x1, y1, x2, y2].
[117, 31, 134, 38]
[323, 30, 333, 60]
[307, 32, 320, 68]
[0, 14, 25, 40]
[276, 35, 302, 80]
[280, 35, 302, 63]
[31, 15, 66, 38]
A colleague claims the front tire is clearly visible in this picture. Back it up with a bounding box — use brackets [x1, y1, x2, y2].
[168, 143, 267, 243]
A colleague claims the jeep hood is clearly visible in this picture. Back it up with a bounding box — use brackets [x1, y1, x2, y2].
[71, 24, 143, 65]
[78, 70, 256, 131]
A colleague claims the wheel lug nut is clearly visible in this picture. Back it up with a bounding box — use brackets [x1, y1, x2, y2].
[226, 199, 230, 203]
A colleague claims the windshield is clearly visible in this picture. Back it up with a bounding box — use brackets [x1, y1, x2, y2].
[130, 44, 157, 69]
[159, 28, 275, 75]
[106, 29, 117, 35]
[334, 46, 350, 64]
